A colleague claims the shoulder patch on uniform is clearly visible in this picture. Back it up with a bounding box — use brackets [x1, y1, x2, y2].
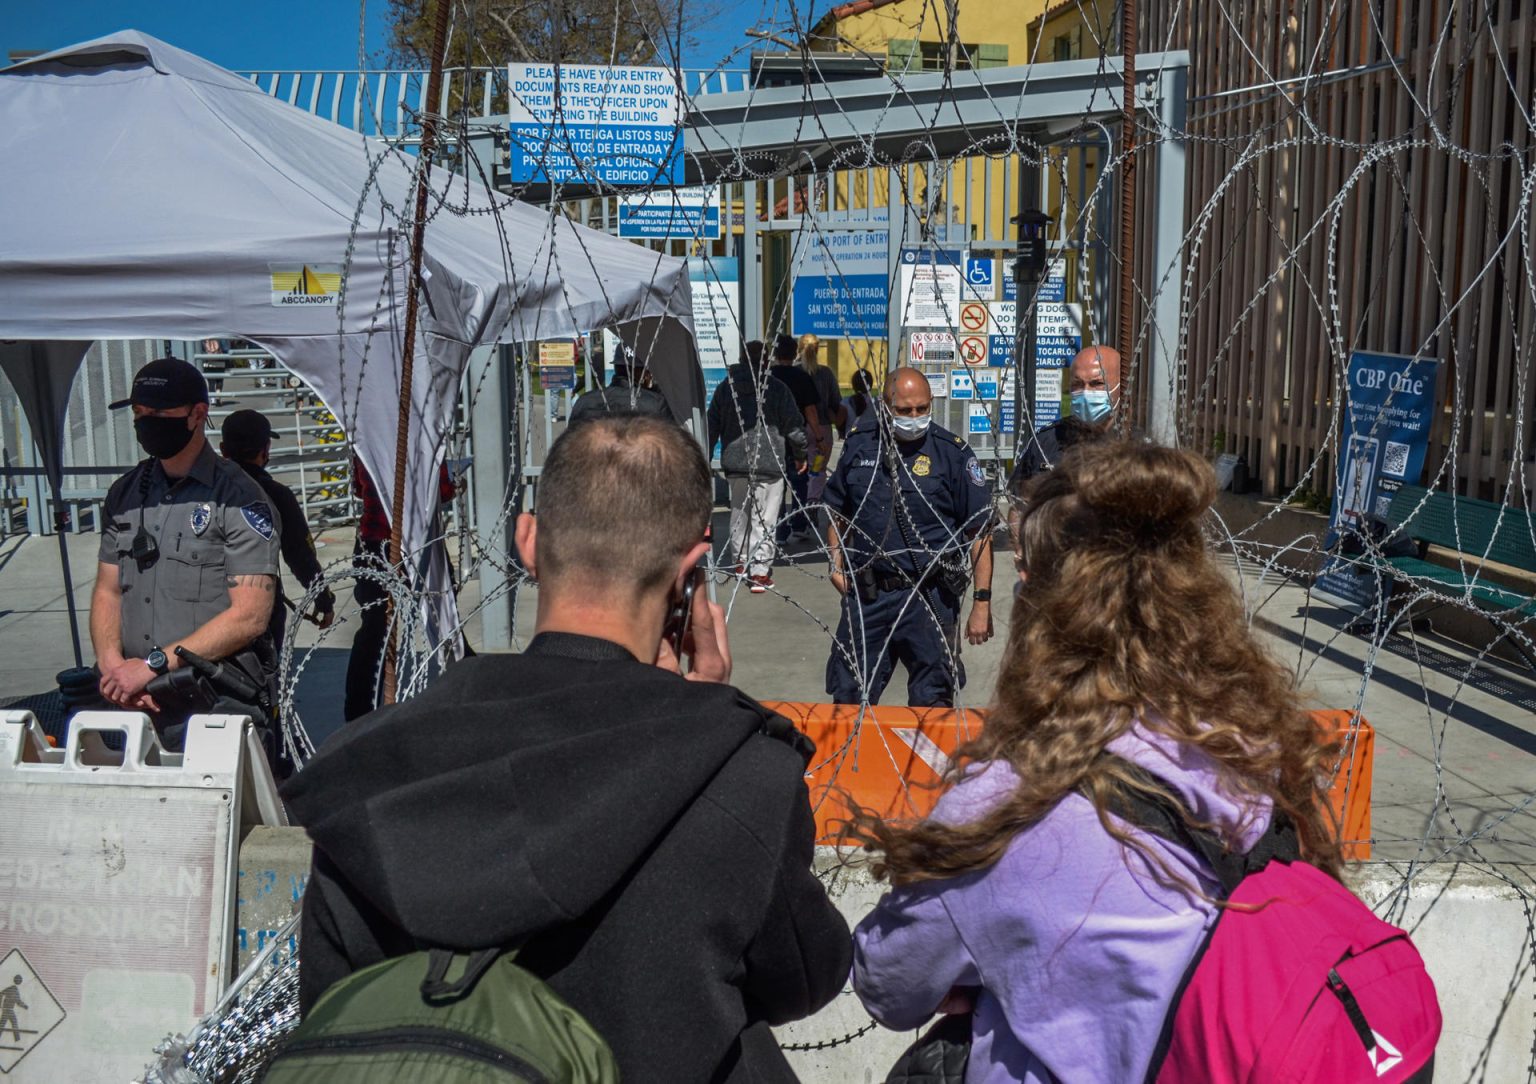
[967, 457, 987, 487]
[241, 502, 275, 540]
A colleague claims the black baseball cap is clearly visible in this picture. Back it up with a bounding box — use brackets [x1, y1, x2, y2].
[222, 410, 278, 447]
[109, 357, 209, 410]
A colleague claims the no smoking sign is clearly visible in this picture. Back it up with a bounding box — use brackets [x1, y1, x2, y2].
[959, 301, 989, 333]
[959, 335, 988, 366]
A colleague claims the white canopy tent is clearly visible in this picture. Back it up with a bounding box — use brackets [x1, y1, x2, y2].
[0, 30, 703, 665]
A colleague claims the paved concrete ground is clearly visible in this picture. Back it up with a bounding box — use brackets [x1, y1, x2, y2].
[4, 512, 1535, 868]
[11, 512, 1536, 1078]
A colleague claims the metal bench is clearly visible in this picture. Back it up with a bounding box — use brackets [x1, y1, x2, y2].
[1381, 484, 1536, 661]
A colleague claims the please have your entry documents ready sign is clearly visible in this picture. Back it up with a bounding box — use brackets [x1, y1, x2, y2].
[509, 63, 684, 186]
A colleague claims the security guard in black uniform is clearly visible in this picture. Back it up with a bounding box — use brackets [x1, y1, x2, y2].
[824, 366, 996, 706]
[220, 409, 336, 659]
[90, 357, 282, 751]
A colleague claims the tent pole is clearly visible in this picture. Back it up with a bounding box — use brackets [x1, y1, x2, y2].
[52, 496, 84, 668]
[1116, 0, 1138, 414]
[380, 0, 453, 707]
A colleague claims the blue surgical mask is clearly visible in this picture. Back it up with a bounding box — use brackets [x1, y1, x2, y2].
[890, 413, 932, 441]
[1071, 389, 1113, 423]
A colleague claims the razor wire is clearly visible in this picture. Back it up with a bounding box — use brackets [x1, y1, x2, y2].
[132, 0, 1536, 1077]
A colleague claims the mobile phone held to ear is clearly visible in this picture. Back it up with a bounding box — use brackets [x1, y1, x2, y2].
[664, 570, 698, 659]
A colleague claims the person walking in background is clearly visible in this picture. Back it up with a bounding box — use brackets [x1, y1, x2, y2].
[798, 333, 846, 438]
[707, 341, 808, 594]
[797, 333, 845, 523]
[200, 338, 228, 405]
[220, 410, 335, 661]
[567, 348, 671, 427]
[840, 367, 877, 439]
[770, 334, 826, 543]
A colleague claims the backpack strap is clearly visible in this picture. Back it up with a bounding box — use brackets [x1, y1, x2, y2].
[421, 948, 503, 1001]
[1093, 755, 1300, 898]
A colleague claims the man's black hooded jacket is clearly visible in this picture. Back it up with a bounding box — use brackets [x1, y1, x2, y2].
[282, 633, 852, 1084]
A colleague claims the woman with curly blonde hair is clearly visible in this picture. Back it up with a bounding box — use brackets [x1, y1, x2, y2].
[848, 441, 1345, 1082]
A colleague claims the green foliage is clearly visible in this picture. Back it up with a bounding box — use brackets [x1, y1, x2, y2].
[1286, 486, 1333, 515]
[383, 0, 698, 69]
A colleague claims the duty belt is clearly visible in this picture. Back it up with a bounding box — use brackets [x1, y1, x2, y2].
[871, 567, 921, 594]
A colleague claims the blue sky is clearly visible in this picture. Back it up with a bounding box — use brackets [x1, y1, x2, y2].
[0, 1, 782, 73]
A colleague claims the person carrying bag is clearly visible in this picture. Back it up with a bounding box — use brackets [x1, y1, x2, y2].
[848, 441, 1440, 1084]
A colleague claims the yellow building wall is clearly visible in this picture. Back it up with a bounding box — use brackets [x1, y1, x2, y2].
[799, 0, 1126, 389]
[816, 0, 1049, 62]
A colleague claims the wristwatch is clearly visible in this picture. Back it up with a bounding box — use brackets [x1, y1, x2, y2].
[972, 589, 993, 602]
[145, 647, 170, 675]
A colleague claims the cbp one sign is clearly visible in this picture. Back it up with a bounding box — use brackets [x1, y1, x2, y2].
[508, 63, 684, 186]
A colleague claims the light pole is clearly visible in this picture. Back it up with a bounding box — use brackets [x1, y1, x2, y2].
[1012, 160, 1052, 463]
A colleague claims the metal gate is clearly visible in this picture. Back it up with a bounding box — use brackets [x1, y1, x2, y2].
[0, 341, 356, 538]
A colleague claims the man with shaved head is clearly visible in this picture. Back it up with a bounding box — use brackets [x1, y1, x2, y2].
[822, 367, 996, 706]
[1010, 343, 1122, 492]
[286, 415, 852, 1081]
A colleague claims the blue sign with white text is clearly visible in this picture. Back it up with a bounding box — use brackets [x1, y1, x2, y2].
[1001, 259, 1066, 302]
[1315, 351, 1440, 612]
[507, 63, 684, 185]
[509, 123, 682, 185]
[964, 257, 994, 293]
[793, 274, 887, 338]
[619, 201, 720, 239]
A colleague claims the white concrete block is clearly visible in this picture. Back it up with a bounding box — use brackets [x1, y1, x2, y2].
[782, 854, 1536, 1082]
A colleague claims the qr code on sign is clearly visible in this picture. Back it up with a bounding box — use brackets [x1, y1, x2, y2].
[1382, 440, 1411, 477]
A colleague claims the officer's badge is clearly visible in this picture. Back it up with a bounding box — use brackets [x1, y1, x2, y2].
[241, 502, 275, 540]
[913, 455, 932, 477]
[190, 503, 212, 536]
[967, 458, 987, 487]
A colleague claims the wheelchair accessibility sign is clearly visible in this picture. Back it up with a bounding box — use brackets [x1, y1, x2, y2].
[964, 256, 995, 298]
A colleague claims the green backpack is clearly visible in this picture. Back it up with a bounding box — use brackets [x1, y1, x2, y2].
[261, 948, 620, 1083]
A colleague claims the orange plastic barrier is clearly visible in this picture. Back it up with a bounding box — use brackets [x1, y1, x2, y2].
[763, 703, 1373, 860]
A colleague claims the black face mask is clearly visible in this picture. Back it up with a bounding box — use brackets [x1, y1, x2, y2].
[134, 414, 196, 460]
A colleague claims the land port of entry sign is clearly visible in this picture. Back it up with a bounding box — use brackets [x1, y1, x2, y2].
[508, 63, 683, 186]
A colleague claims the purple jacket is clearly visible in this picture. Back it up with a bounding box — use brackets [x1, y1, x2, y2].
[852, 726, 1271, 1083]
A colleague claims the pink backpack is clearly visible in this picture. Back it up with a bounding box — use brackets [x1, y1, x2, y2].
[1104, 763, 1442, 1083]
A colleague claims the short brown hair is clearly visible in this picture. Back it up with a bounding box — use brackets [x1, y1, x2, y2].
[536, 415, 712, 595]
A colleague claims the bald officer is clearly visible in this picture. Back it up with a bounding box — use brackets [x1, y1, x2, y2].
[1010, 344, 1122, 491]
[91, 357, 282, 750]
[824, 367, 996, 707]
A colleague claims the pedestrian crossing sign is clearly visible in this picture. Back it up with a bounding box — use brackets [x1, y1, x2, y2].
[0, 948, 65, 1074]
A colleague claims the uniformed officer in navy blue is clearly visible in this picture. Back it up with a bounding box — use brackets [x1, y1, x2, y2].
[90, 357, 282, 749]
[824, 366, 996, 706]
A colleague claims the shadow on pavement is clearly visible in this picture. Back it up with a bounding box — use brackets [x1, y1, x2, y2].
[1257, 604, 1536, 757]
